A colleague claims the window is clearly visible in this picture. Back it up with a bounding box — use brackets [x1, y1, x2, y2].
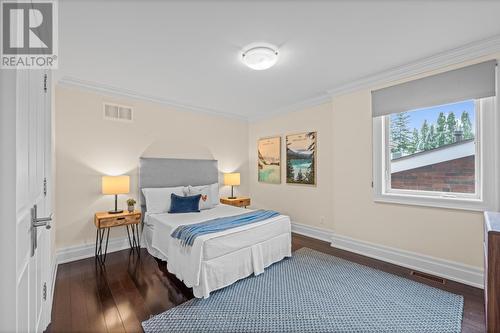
[388, 100, 478, 196]
[371, 60, 498, 211]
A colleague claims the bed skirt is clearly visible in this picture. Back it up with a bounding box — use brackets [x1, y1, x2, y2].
[142, 223, 291, 298]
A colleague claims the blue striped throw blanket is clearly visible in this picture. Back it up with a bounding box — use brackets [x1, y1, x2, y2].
[171, 210, 280, 247]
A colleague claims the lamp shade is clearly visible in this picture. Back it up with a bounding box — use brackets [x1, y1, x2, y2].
[102, 175, 130, 195]
[224, 173, 240, 186]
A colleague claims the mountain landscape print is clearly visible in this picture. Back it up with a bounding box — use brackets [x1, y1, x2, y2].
[258, 136, 281, 184]
[286, 132, 316, 185]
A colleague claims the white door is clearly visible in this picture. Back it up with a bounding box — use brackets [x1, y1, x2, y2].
[15, 69, 53, 333]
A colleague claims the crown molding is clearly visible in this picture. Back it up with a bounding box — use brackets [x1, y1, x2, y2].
[57, 76, 249, 122]
[327, 34, 500, 97]
[249, 93, 331, 122]
[253, 34, 500, 122]
[58, 34, 500, 123]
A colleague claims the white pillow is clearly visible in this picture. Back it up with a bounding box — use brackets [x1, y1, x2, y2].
[188, 183, 219, 209]
[142, 186, 186, 213]
[188, 185, 213, 210]
[209, 183, 220, 206]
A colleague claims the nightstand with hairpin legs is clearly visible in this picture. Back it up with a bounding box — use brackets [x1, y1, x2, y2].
[220, 196, 251, 208]
[94, 210, 141, 264]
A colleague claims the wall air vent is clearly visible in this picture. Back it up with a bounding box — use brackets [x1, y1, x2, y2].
[103, 103, 133, 122]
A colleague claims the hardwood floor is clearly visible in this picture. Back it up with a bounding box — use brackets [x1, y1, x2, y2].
[48, 233, 485, 333]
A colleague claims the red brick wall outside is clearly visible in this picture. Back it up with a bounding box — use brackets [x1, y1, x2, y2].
[391, 156, 475, 193]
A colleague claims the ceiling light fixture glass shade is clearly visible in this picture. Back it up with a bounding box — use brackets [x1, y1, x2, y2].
[241, 46, 278, 70]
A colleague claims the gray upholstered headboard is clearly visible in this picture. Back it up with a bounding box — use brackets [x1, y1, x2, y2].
[139, 157, 219, 215]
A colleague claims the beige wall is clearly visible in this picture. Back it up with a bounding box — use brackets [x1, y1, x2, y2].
[55, 86, 249, 249]
[57, 56, 496, 269]
[248, 103, 334, 229]
[249, 95, 484, 269]
[331, 90, 483, 267]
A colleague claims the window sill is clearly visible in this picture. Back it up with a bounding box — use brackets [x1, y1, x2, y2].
[373, 192, 490, 212]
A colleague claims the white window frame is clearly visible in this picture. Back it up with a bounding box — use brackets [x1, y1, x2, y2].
[373, 95, 499, 212]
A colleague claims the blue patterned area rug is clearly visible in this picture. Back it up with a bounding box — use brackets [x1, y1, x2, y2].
[142, 248, 464, 333]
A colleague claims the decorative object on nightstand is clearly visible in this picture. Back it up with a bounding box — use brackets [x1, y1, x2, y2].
[220, 196, 250, 208]
[224, 172, 240, 199]
[102, 175, 130, 214]
[94, 210, 141, 264]
[126, 198, 136, 213]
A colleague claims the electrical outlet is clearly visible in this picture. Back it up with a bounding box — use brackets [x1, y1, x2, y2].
[319, 216, 325, 225]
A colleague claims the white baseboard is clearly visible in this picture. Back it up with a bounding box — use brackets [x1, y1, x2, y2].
[331, 233, 484, 289]
[291, 222, 483, 288]
[56, 237, 131, 264]
[291, 222, 333, 243]
[55, 224, 484, 289]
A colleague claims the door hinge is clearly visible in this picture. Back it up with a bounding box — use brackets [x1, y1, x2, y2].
[43, 177, 47, 196]
[43, 74, 48, 93]
[42, 282, 47, 301]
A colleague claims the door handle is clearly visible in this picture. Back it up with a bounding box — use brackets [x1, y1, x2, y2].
[33, 215, 52, 229]
[31, 204, 52, 256]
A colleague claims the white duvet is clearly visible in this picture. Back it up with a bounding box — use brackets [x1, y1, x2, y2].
[144, 204, 291, 295]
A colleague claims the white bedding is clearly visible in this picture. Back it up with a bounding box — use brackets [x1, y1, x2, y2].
[143, 204, 291, 297]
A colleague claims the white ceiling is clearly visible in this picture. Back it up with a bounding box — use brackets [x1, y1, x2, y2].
[57, 1, 500, 120]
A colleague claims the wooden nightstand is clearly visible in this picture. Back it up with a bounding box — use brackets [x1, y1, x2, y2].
[94, 210, 141, 263]
[220, 196, 251, 208]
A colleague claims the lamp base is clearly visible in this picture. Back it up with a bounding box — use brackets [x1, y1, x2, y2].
[228, 185, 237, 200]
[108, 194, 123, 214]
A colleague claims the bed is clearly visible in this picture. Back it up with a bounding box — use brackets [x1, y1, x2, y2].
[139, 157, 292, 298]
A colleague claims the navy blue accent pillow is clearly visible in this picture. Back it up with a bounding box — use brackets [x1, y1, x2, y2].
[169, 193, 201, 213]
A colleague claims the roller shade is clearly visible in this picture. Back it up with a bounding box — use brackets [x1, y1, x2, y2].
[372, 60, 496, 117]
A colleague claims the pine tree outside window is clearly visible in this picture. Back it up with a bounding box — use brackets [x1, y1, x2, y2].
[388, 100, 477, 194]
[373, 96, 497, 211]
[372, 60, 498, 211]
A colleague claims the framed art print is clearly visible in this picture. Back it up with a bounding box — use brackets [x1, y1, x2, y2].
[258, 136, 281, 184]
[286, 132, 316, 185]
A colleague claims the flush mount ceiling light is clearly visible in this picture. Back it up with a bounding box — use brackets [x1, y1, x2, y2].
[241, 45, 278, 70]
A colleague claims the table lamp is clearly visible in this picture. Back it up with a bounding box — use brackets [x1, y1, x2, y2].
[102, 175, 130, 214]
[224, 173, 240, 199]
